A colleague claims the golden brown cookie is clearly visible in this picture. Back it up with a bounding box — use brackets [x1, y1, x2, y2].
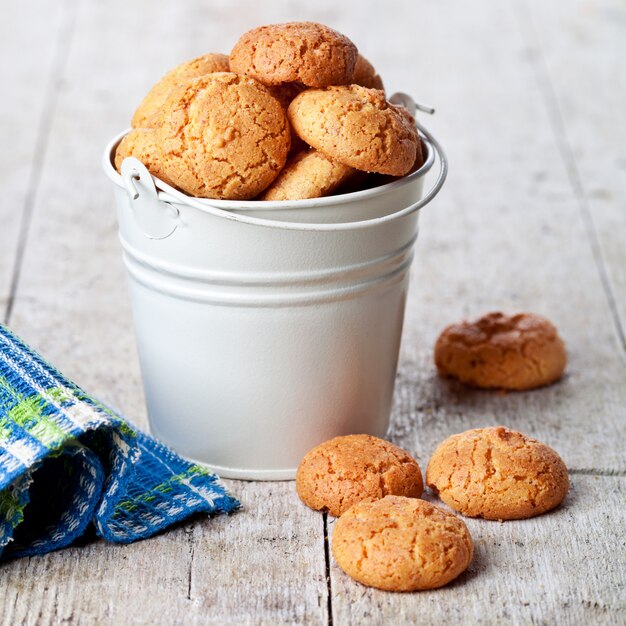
[114, 129, 174, 187]
[434, 312, 567, 390]
[260, 149, 357, 200]
[131, 53, 230, 128]
[332, 496, 473, 591]
[351, 54, 384, 91]
[368, 140, 429, 188]
[288, 85, 420, 176]
[296, 434, 423, 517]
[230, 22, 358, 87]
[157, 72, 290, 200]
[426, 427, 569, 520]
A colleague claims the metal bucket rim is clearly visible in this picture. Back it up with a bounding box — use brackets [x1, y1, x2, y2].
[102, 121, 447, 232]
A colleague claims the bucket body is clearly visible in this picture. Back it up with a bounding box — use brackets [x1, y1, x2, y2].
[104, 127, 444, 480]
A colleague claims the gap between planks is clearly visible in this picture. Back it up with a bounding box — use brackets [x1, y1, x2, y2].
[186, 525, 195, 602]
[515, 0, 626, 357]
[569, 468, 626, 477]
[3, 0, 79, 326]
[323, 512, 334, 626]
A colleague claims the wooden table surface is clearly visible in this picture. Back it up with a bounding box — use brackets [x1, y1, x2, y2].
[1, 1, 624, 624]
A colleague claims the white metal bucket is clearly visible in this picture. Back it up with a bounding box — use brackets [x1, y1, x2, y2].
[102, 109, 447, 480]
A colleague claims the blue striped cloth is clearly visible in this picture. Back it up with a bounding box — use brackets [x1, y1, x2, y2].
[0, 324, 239, 560]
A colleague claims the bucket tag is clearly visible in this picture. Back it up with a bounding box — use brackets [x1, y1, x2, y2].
[121, 157, 179, 240]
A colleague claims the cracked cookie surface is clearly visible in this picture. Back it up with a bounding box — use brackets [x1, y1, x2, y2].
[114, 128, 175, 187]
[434, 312, 567, 390]
[230, 22, 357, 87]
[131, 53, 230, 129]
[261, 149, 356, 200]
[157, 72, 290, 199]
[426, 427, 569, 520]
[332, 495, 473, 591]
[288, 85, 420, 175]
[296, 434, 423, 517]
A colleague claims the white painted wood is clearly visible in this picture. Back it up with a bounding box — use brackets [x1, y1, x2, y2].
[0, 482, 326, 626]
[0, 530, 193, 625]
[188, 481, 327, 625]
[522, 0, 626, 343]
[0, 1, 69, 313]
[329, 476, 626, 625]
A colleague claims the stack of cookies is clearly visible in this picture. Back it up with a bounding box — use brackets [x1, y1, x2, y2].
[115, 22, 423, 201]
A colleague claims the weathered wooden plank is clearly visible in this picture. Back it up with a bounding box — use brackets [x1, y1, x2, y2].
[521, 0, 626, 344]
[0, 531, 192, 625]
[0, 481, 325, 626]
[329, 475, 626, 625]
[188, 481, 327, 626]
[384, 0, 626, 474]
[0, 0, 70, 315]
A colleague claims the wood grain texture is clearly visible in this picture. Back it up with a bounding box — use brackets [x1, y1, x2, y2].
[0, 482, 325, 626]
[188, 481, 327, 626]
[0, 0, 72, 316]
[0, 0, 624, 624]
[328, 476, 626, 625]
[521, 0, 626, 346]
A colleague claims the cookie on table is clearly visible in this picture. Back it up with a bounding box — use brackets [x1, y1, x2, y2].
[332, 496, 473, 591]
[426, 427, 569, 520]
[230, 22, 358, 87]
[157, 72, 290, 200]
[434, 312, 567, 390]
[351, 54, 384, 91]
[114, 128, 175, 187]
[131, 53, 230, 128]
[296, 434, 423, 517]
[261, 149, 357, 201]
[288, 85, 421, 176]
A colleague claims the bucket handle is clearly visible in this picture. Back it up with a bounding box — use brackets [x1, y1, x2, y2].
[121, 158, 180, 239]
[123, 96, 447, 234]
